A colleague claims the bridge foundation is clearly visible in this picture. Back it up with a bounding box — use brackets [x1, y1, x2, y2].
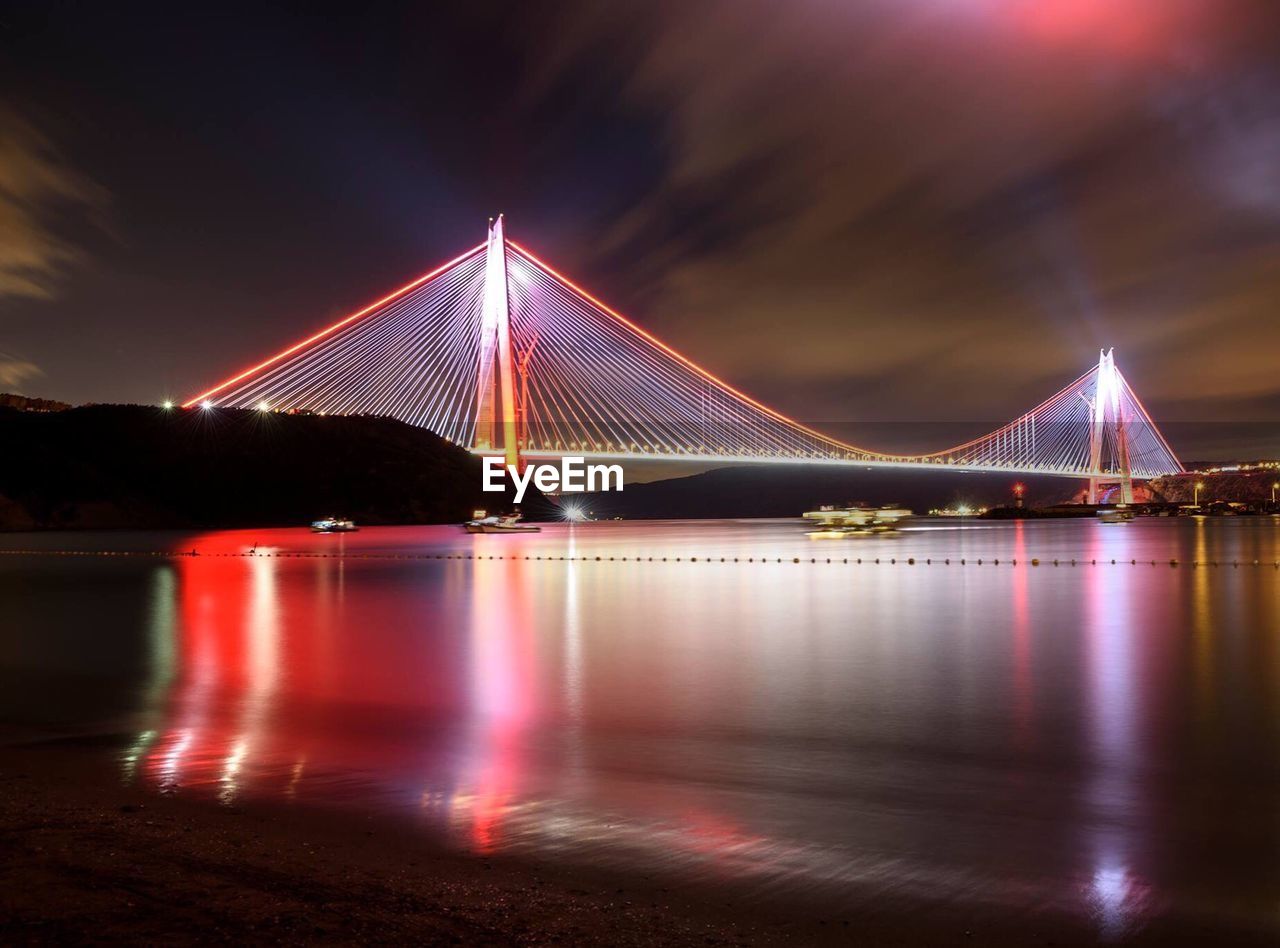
[1087, 477, 1136, 505]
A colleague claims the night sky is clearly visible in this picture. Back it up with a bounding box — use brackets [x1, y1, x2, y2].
[3, 1, 1278, 458]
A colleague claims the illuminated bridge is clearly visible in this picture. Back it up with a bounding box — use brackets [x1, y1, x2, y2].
[186, 217, 1183, 502]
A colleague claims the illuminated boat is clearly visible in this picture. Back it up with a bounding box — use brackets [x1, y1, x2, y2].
[310, 517, 358, 533]
[463, 510, 541, 534]
[1096, 506, 1136, 524]
[802, 505, 912, 537]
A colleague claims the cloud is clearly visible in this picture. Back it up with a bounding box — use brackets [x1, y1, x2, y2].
[0, 104, 106, 300]
[0, 354, 42, 389]
[534, 0, 1280, 430]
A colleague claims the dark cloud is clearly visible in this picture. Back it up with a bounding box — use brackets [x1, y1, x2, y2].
[534, 0, 1280, 436]
[0, 103, 106, 391]
[0, 351, 42, 389]
[0, 104, 105, 300]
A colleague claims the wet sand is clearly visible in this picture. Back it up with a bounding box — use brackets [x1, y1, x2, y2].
[1, 743, 775, 946]
[2, 743, 1273, 947]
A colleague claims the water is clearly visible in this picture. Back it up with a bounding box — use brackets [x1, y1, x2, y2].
[3, 517, 1280, 938]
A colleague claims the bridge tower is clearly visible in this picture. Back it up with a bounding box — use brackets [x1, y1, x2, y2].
[473, 215, 521, 471]
[1086, 348, 1134, 504]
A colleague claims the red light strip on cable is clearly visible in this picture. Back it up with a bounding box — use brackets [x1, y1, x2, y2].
[181, 243, 487, 407]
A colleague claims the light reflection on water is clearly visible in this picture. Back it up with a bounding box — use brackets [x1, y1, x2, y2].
[3, 517, 1280, 936]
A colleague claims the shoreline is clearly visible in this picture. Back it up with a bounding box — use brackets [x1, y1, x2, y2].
[2, 741, 1274, 946]
[1, 742, 778, 946]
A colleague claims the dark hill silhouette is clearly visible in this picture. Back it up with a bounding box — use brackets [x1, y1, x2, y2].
[0, 404, 544, 531]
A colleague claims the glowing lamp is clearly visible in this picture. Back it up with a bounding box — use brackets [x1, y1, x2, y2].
[200, 400, 213, 411]
[162, 400, 174, 410]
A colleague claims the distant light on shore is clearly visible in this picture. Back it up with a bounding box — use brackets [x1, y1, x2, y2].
[929, 504, 987, 517]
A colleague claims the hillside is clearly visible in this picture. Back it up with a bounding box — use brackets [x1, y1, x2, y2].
[0, 404, 540, 531]
[1148, 470, 1279, 505]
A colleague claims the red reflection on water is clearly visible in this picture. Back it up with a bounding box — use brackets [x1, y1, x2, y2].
[141, 540, 475, 802]
[143, 551, 282, 800]
[146, 554, 235, 790]
[460, 557, 535, 854]
[137, 535, 550, 855]
[125, 531, 829, 878]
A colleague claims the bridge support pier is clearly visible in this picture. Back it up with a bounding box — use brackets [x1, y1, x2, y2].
[1117, 473, 1134, 505]
[1087, 476, 1135, 506]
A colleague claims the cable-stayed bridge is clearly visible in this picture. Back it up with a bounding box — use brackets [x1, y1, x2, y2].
[186, 217, 1183, 501]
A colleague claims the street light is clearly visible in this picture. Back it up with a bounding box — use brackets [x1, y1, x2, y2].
[1272, 481, 1278, 504]
[1194, 481, 1205, 506]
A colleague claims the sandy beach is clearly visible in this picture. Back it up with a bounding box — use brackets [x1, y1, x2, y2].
[1, 742, 776, 946]
[5, 739, 1276, 947]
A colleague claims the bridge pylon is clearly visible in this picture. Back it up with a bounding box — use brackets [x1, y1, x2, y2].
[1086, 348, 1134, 504]
[473, 215, 521, 472]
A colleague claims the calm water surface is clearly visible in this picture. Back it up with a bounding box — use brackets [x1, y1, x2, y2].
[3, 518, 1280, 938]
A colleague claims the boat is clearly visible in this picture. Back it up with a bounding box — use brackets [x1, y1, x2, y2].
[1096, 506, 1136, 524]
[463, 510, 541, 534]
[311, 517, 358, 533]
[801, 505, 912, 537]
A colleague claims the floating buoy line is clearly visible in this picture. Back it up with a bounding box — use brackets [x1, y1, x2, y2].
[0, 548, 1277, 570]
